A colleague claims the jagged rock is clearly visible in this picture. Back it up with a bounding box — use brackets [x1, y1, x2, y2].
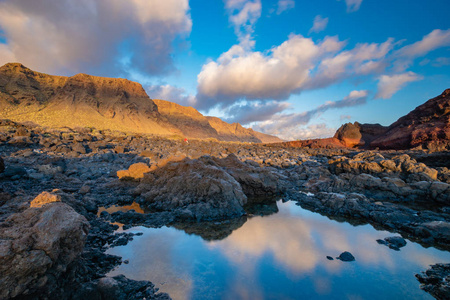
[416, 263, 450, 300]
[0, 202, 89, 299]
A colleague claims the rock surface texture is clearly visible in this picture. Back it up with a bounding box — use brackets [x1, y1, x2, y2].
[0, 202, 89, 299]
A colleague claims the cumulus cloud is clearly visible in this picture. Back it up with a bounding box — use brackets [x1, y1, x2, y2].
[146, 84, 197, 107]
[251, 90, 367, 140]
[340, 0, 363, 13]
[276, 0, 295, 15]
[196, 33, 394, 109]
[375, 72, 423, 99]
[225, 101, 291, 124]
[0, 0, 192, 76]
[309, 15, 329, 34]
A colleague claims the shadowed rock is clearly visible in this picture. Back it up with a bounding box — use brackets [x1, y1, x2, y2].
[0, 202, 89, 299]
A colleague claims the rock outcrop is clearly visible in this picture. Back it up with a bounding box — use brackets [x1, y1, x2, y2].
[335, 89, 450, 150]
[0, 63, 281, 143]
[0, 202, 89, 299]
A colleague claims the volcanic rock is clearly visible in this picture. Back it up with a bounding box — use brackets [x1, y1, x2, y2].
[0, 202, 89, 299]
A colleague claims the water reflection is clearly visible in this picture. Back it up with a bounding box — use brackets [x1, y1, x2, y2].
[107, 201, 450, 300]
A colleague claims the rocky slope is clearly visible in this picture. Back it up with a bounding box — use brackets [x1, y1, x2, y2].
[154, 99, 282, 143]
[335, 89, 450, 150]
[0, 63, 280, 143]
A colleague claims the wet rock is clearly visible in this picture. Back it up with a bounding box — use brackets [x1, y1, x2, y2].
[97, 275, 170, 300]
[337, 251, 355, 261]
[377, 236, 407, 251]
[416, 263, 450, 300]
[0, 202, 89, 299]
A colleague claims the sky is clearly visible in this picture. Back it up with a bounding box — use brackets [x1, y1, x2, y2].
[0, 0, 449, 140]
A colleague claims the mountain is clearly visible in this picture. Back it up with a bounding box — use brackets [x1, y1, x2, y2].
[335, 89, 450, 150]
[152, 99, 282, 143]
[0, 63, 281, 143]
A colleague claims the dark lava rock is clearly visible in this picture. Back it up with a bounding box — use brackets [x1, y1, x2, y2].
[2, 165, 27, 178]
[337, 251, 355, 262]
[0, 156, 4, 173]
[416, 263, 450, 300]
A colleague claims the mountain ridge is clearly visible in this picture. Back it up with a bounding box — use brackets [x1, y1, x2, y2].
[0, 63, 281, 143]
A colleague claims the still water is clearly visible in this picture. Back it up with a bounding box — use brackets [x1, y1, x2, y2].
[107, 200, 450, 300]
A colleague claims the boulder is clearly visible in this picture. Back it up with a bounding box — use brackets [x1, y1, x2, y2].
[0, 202, 89, 299]
[137, 156, 247, 221]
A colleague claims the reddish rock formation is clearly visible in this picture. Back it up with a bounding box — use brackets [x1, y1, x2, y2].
[334, 89, 450, 150]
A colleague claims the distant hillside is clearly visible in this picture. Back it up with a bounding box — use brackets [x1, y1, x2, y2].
[0, 63, 281, 143]
[154, 99, 282, 143]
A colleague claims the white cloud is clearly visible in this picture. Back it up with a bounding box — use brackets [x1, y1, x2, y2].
[341, 0, 363, 12]
[146, 84, 197, 107]
[276, 0, 295, 15]
[309, 15, 329, 34]
[196, 34, 347, 109]
[0, 0, 192, 76]
[224, 0, 261, 44]
[375, 72, 423, 99]
[396, 29, 450, 58]
[196, 34, 394, 109]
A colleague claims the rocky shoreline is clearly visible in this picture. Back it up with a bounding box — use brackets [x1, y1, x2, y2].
[1, 119, 449, 299]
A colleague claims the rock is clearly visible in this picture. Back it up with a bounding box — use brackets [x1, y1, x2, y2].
[337, 251, 355, 261]
[0, 156, 4, 173]
[326, 256, 334, 260]
[377, 236, 407, 251]
[137, 156, 247, 221]
[0, 202, 89, 299]
[80, 185, 91, 194]
[117, 162, 151, 180]
[97, 275, 170, 300]
[2, 166, 27, 178]
[416, 263, 450, 300]
[30, 191, 62, 208]
[334, 122, 364, 147]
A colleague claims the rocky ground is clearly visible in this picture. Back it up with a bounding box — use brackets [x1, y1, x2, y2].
[1, 119, 449, 299]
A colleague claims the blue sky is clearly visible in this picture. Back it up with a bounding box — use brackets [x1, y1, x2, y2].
[0, 0, 449, 140]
